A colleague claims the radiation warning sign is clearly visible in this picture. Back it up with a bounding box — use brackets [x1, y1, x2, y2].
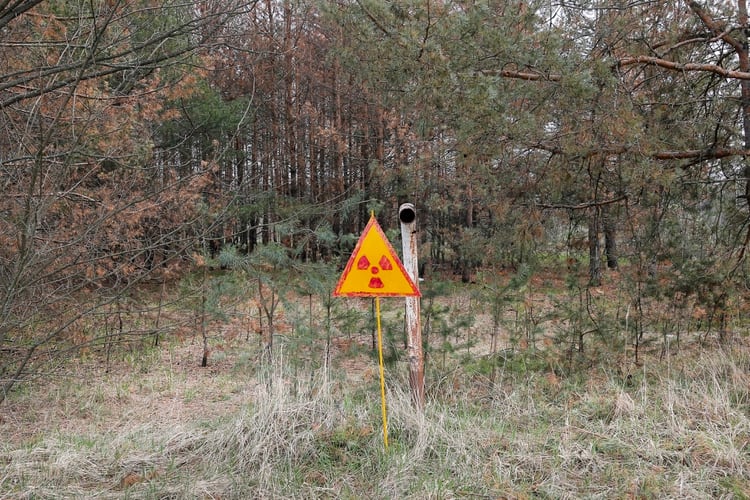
[334, 215, 421, 297]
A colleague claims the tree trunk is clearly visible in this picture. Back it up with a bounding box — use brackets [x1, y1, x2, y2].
[740, 1, 750, 261]
[588, 208, 602, 286]
[688, 0, 750, 261]
[603, 205, 618, 269]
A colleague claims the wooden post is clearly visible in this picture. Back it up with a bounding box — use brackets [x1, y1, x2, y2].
[399, 203, 424, 409]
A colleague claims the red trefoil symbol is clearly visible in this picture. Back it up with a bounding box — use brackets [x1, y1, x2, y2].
[379, 255, 392, 270]
[365, 255, 393, 289]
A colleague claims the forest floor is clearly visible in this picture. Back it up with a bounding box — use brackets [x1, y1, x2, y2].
[1, 278, 749, 499]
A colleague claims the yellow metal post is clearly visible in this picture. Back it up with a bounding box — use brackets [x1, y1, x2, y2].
[375, 296, 389, 449]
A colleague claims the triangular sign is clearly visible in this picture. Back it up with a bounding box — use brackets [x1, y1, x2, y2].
[334, 215, 421, 297]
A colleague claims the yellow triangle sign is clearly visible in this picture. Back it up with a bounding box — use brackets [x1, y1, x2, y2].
[334, 215, 421, 297]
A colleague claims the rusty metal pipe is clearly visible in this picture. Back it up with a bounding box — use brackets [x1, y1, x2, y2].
[399, 203, 424, 409]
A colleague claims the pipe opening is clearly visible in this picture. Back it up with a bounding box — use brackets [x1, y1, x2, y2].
[399, 204, 416, 224]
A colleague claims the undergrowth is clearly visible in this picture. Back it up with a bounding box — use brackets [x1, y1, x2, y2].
[1, 339, 748, 499]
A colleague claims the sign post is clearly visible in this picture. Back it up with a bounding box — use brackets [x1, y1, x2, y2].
[333, 213, 421, 449]
[399, 203, 424, 409]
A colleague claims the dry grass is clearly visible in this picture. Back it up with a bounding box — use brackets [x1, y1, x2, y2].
[1, 298, 749, 498]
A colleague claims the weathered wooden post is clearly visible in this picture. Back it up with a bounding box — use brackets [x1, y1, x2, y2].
[399, 203, 424, 409]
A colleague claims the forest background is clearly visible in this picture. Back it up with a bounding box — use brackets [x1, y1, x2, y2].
[1, 0, 750, 497]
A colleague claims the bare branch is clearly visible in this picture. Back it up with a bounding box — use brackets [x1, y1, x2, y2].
[480, 68, 562, 82]
[534, 195, 628, 211]
[534, 140, 750, 162]
[0, 0, 45, 30]
[686, 0, 744, 53]
[652, 148, 750, 160]
[619, 55, 750, 80]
